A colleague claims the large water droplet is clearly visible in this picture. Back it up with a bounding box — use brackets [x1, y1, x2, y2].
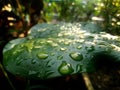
[58, 61, 74, 75]
[37, 53, 48, 59]
[69, 52, 83, 61]
[57, 55, 63, 60]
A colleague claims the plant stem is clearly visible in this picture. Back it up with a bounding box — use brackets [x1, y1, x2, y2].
[0, 62, 16, 90]
[82, 73, 94, 90]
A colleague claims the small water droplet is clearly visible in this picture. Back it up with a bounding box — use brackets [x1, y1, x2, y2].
[34, 46, 42, 49]
[77, 45, 82, 49]
[25, 42, 34, 52]
[31, 59, 36, 64]
[69, 52, 83, 61]
[16, 59, 23, 65]
[60, 48, 67, 51]
[58, 33, 63, 37]
[86, 45, 94, 52]
[64, 42, 70, 45]
[76, 64, 82, 72]
[51, 52, 55, 56]
[57, 55, 63, 60]
[28, 70, 37, 75]
[51, 43, 58, 47]
[58, 61, 74, 75]
[37, 53, 48, 59]
[47, 40, 53, 44]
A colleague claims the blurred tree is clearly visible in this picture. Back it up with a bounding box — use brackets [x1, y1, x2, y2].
[0, 0, 45, 38]
[100, 0, 120, 35]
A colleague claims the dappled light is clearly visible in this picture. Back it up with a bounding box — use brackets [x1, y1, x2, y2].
[0, 0, 120, 90]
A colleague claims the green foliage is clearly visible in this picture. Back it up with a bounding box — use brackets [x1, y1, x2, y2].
[3, 22, 120, 80]
[99, 0, 120, 34]
[43, 0, 97, 22]
[44, 0, 120, 34]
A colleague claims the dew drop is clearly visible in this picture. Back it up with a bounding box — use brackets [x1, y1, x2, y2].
[86, 45, 94, 52]
[37, 53, 48, 59]
[77, 45, 82, 49]
[76, 64, 82, 73]
[16, 59, 23, 65]
[57, 55, 63, 60]
[69, 52, 83, 61]
[31, 59, 36, 64]
[51, 52, 55, 56]
[34, 46, 42, 49]
[28, 70, 37, 75]
[64, 42, 70, 46]
[60, 47, 67, 51]
[58, 61, 74, 75]
[51, 43, 58, 47]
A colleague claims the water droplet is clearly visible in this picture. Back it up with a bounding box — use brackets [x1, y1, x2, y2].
[28, 70, 37, 75]
[31, 59, 36, 64]
[47, 40, 53, 44]
[27, 36, 33, 40]
[58, 33, 63, 37]
[76, 64, 82, 73]
[37, 53, 48, 59]
[16, 59, 23, 65]
[69, 52, 83, 61]
[60, 47, 67, 51]
[57, 55, 63, 60]
[86, 45, 94, 52]
[58, 61, 74, 75]
[64, 41, 70, 45]
[77, 45, 82, 49]
[34, 46, 42, 49]
[51, 52, 55, 56]
[27, 43, 34, 52]
[51, 43, 58, 47]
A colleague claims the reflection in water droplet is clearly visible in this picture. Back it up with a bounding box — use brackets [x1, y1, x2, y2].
[69, 52, 83, 61]
[57, 55, 63, 60]
[37, 53, 48, 59]
[58, 61, 74, 75]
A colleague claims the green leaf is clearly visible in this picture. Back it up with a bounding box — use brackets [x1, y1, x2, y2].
[3, 22, 120, 80]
